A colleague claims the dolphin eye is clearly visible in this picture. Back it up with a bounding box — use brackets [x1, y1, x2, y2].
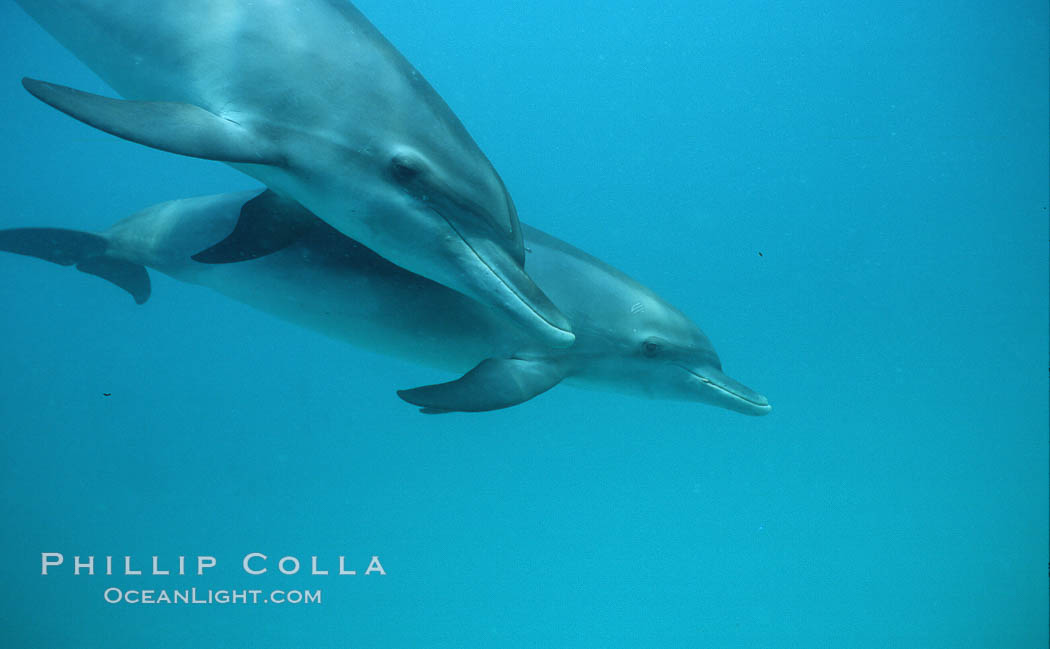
[390, 154, 423, 183]
[642, 339, 663, 357]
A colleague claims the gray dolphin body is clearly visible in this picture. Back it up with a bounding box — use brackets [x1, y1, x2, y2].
[0, 192, 771, 415]
[13, 0, 575, 348]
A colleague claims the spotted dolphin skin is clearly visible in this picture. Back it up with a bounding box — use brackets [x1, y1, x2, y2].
[13, 0, 575, 348]
[0, 191, 770, 415]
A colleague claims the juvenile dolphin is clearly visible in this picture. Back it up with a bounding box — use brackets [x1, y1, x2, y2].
[13, 0, 575, 348]
[0, 191, 770, 415]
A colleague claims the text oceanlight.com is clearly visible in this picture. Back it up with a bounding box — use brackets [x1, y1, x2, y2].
[103, 587, 322, 605]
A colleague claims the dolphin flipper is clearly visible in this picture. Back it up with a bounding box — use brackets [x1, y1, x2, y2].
[192, 191, 320, 263]
[397, 358, 563, 413]
[0, 227, 150, 304]
[22, 78, 281, 165]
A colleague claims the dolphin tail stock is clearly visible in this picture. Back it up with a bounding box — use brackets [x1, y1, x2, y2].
[0, 227, 150, 304]
[397, 358, 564, 413]
[21, 78, 282, 165]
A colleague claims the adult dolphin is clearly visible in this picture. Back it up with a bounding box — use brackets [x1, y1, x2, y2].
[13, 0, 575, 348]
[0, 191, 771, 415]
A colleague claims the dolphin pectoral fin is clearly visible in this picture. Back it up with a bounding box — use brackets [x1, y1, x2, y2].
[397, 358, 563, 413]
[192, 191, 319, 263]
[22, 78, 281, 165]
[0, 227, 150, 304]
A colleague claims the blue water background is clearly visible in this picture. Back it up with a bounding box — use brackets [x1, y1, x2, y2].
[0, 1, 1046, 646]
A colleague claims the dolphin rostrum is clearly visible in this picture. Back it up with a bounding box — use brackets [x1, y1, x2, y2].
[0, 191, 771, 415]
[13, 0, 575, 348]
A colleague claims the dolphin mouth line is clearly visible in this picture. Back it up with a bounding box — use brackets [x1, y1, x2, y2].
[435, 210, 572, 336]
[680, 365, 769, 408]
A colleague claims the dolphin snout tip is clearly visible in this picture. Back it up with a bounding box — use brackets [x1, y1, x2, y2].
[747, 399, 773, 416]
[688, 366, 771, 416]
[740, 390, 771, 416]
[545, 326, 576, 348]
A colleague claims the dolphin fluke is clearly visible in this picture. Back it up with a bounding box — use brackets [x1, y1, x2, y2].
[0, 227, 150, 304]
[397, 358, 564, 413]
[21, 78, 281, 165]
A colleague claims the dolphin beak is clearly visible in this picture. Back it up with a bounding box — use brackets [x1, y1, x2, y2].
[685, 365, 772, 416]
[425, 175, 574, 348]
[455, 228, 575, 348]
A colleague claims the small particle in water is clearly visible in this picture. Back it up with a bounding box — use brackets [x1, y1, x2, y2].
[102, 393, 112, 397]
[758, 251, 763, 257]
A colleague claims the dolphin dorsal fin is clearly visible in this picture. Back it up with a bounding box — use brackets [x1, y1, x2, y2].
[397, 358, 564, 413]
[191, 191, 320, 264]
[22, 78, 282, 165]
